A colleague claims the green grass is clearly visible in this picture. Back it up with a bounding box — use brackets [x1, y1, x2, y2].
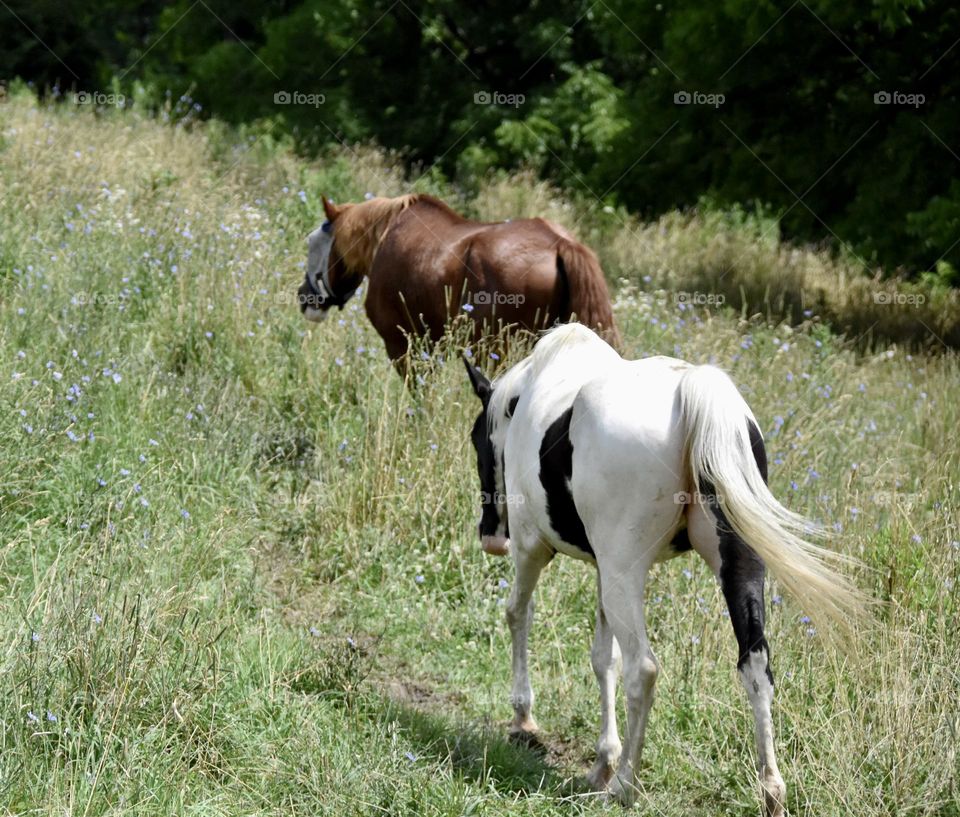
[0, 94, 958, 817]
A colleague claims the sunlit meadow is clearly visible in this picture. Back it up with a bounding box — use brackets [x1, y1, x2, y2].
[0, 93, 957, 816]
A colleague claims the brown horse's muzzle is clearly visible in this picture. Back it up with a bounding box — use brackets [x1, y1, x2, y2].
[298, 277, 330, 322]
[297, 279, 318, 313]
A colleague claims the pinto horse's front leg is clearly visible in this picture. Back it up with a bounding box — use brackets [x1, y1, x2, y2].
[504, 540, 553, 737]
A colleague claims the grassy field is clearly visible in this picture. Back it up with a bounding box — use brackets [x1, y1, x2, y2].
[1, 94, 958, 816]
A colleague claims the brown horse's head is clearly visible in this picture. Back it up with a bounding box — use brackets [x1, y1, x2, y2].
[297, 194, 420, 323]
[298, 197, 354, 322]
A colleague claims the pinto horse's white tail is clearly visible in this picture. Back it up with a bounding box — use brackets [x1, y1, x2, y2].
[679, 365, 868, 636]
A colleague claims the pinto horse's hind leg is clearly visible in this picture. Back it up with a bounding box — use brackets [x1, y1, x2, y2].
[596, 559, 658, 807]
[505, 539, 553, 737]
[586, 572, 622, 790]
[687, 499, 787, 817]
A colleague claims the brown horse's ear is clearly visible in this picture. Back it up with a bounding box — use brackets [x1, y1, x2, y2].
[322, 197, 341, 222]
[463, 354, 492, 405]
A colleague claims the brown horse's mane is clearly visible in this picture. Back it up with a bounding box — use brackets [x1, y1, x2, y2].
[335, 194, 463, 276]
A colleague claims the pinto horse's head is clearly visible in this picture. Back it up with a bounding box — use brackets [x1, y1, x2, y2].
[464, 355, 512, 557]
[298, 197, 355, 322]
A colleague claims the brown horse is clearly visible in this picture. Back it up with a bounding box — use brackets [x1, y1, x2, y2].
[296, 194, 621, 365]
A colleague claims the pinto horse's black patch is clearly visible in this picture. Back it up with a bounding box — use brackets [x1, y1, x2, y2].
[538, 407, 594, 557]
[748, 418, 768, 482]
[464, 358, 501, 539]
[471, 411, 500, 538]
[670, 526, 692, 554]
[700, 417, 773, 682]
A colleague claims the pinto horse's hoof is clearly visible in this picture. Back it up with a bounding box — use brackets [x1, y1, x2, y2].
[603, 773, 637, 808]
[762, 774, 787, 817]
[481, 535, 510, 556]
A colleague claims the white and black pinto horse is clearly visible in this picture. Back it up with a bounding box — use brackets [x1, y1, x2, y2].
[464, 324, 863, 815]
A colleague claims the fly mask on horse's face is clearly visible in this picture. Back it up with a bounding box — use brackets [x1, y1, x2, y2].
[299, 220, 336, 322]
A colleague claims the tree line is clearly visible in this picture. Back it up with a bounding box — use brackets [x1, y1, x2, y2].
[3, 0, 958, 281]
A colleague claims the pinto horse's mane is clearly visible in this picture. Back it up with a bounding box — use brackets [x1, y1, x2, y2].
[335, 194, 460, 276]
[487, 324, 603, 429]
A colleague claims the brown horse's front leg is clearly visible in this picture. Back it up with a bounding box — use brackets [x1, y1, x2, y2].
[379, 328, 410, 379]
[391, 354, 411, 383]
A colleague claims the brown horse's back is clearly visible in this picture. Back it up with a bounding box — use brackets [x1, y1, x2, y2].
[366, 198, 618, 359]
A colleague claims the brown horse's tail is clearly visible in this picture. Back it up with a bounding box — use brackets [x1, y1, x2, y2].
[556, 239, 622, 349]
